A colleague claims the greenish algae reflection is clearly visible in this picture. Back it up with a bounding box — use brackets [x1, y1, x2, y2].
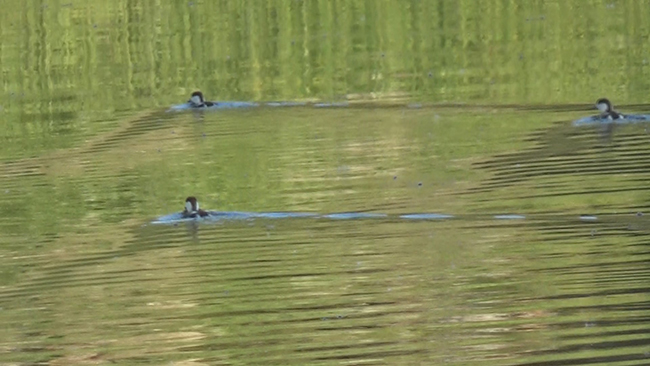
[2, 1, 650, 115]
[2, 1, 650, 365]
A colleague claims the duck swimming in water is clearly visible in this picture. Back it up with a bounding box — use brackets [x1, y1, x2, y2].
[595, 98, 624, 120]
[182, 196, 209, 218]
[188, 91, 215, 108]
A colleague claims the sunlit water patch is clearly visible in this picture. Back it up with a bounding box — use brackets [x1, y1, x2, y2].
[152, 211, 456, 224]
[168, 101, 261, 111]
[168, 100, 369, 112]
[573, 114, 650, 126]
[153, 211, 618, 225]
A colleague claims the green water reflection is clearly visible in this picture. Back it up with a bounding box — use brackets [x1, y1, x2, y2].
[2, 1, 650, 365]
[3, 0, 650, 159]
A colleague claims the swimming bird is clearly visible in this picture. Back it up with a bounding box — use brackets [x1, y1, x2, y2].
[595, 98, 624, 120]
[182, 196, 209, 218]
[188, 91, 214, 108]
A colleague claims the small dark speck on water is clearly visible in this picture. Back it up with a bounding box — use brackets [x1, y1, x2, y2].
[322, 315, 345, 321]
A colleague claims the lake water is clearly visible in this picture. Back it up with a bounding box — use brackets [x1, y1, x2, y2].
[2, 1, 650, 365]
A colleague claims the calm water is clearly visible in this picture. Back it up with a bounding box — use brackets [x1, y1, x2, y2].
[2, 1, 650, 365]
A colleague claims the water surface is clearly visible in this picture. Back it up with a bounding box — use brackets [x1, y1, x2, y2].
[2, 1, 650, 365]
